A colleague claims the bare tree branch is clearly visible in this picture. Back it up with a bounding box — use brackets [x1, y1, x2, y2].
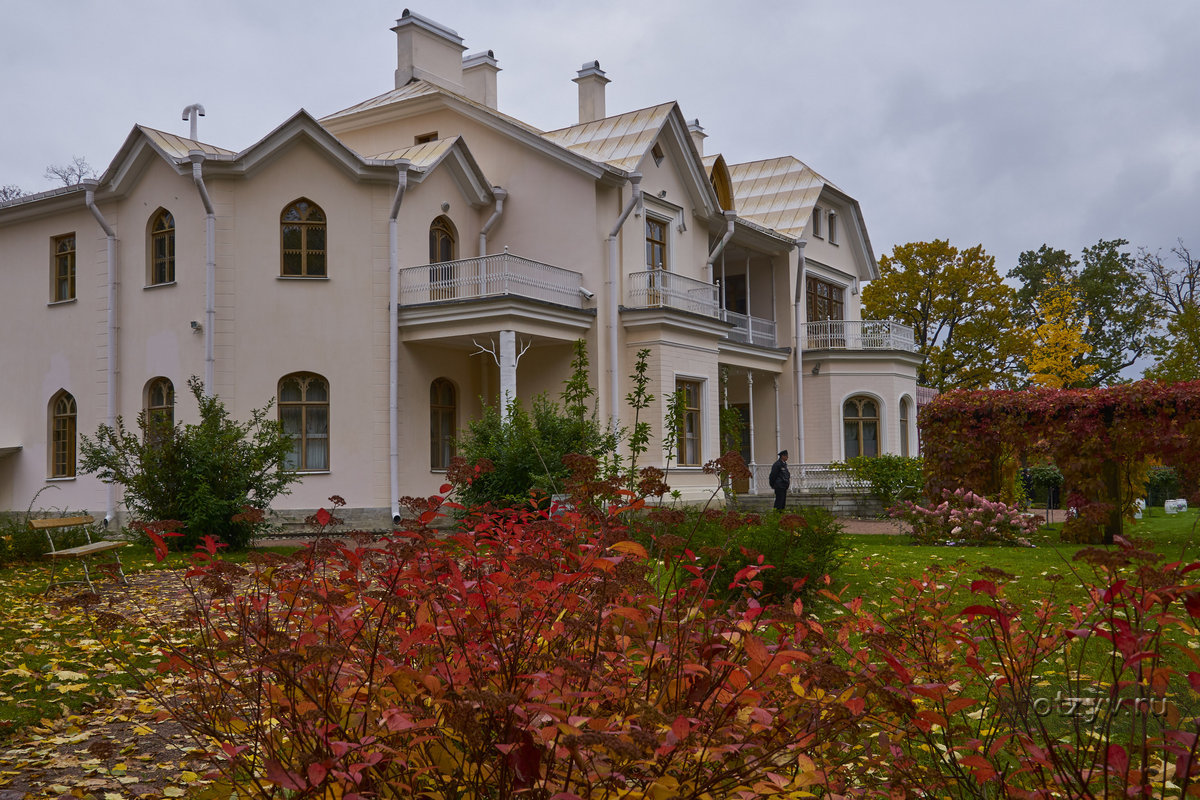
[43, 155, 97, 187]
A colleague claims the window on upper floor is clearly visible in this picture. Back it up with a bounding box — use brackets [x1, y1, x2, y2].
[676, 379, 702, 467]
[812, 206, 823, 239]
[415, 131, 438, 145]
[806, 276, 844, 322]
[651, 143, 665, 167]
[50, 390, 77, 477]
[281, 199, 327, 277]
[429, 216, 458, 300]
[844, 396, 879, 459]
[279, 372, 329, 471]
[51, 234, 76, 302]
[145, 377, 175, 439]
[149, 209, 175, 285]
[828, 210, 839, 245]
[430, 378, 456, 471]
[646, 217, 668, 271]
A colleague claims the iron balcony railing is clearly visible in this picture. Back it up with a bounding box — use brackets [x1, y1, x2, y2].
[723, 310, 778, 347]
[625, 270, 720, 318]
[801, 319, 917, 352]
[398, 251, 585, 309]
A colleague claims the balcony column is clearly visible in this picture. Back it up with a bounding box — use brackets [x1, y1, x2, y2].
[745, 256, 753, 344]
[773, 375, 781, 457]
[500, 329, 517, 420]
[747, 371, 757, 494]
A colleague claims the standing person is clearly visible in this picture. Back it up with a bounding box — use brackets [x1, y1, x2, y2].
[769, 450, 790, 511]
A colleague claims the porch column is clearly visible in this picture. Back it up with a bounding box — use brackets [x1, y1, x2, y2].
[500, 329, 517, 420]
[773, 376, 781, 456]
[747, 371, 757, 494]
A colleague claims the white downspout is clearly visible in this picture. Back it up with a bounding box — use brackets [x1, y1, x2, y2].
[83, 182, 117, 528]
[792, 241, 807, 471]
[704, 210, 736, 284]
[189, 152, 216, 397]
[606, 173, 642, 432]
[388, 161, 410, 524]
[478, 187, 507, 255]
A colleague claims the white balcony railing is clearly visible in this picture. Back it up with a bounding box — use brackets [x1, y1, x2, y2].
[750, 462, 869, 495]
[625, 270, 720, 318]
[723, 310, 778, 347]
[398, 252, 585, 309]
[801, 319, 916, 352]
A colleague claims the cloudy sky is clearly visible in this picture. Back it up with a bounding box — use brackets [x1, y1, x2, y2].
[3, 1, 1197, 275]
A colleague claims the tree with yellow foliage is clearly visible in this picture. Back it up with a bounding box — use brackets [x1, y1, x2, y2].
[1024, 284, 1097, 388]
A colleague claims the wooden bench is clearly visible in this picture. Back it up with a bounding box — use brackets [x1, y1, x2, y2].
[31, 515, 128, 594]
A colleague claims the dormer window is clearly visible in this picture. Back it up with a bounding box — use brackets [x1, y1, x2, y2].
[812, 207, 823, 239]
[415, 131, 438, 145]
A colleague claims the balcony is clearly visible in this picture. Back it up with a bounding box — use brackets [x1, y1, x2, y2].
[398, 252, 585, 309]
[801, 319, 916, 352]
[723, 310, 777, 347]
[625, 270, 719, 318]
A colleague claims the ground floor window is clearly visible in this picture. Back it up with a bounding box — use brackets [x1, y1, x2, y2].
[279, 373, 329, 471]
[50, 390, 77, 477]
[430, 378, 456, 470]
[899, 396, 912, 457]
[844, 395, 879, 458]
[676, 379, 702, 466]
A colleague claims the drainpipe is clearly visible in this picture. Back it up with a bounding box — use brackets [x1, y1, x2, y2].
[478, 187, 507, 256]
[388, 160, 411, 524]
[605, 173, 642, 432]
[83, 182, 117, 528]
[189, 152, 216, 397]
[704, 210, 736, 284]
[792, 241, 807, 471]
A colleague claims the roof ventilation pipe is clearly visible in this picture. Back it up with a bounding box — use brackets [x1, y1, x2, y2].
[83, 181, 117, 527]
[388, 160, 411, 525]
[606, 173, 642, 433]
[478, 187, 507, 256]
[189, 151, 216, 396]
[181, 104, 205, 140]
[704, 210, 736, 284]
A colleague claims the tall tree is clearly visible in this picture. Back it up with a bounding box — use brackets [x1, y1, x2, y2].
[1024, 284, 1096, 388]
[0, 184, 26, 202]
[1139, 241, 1200, 382]
[1009, 239, 1157, 386]
[1138, 240, 1199, 315]
[43, 155, 97, 186]
[1143, 301, 1200, 383]
[862, 240, 1026, 392]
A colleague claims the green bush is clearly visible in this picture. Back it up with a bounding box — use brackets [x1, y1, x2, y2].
[80, 377, 296, 549]
[835, 454, 923, 512]
[627, 505, 842, 600]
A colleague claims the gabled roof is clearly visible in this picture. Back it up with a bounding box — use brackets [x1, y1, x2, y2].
[725, 156, 832, 239]
[541, 102, 675, 172]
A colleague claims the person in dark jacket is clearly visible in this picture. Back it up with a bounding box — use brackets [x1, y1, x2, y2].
[768, 449, 790, 510]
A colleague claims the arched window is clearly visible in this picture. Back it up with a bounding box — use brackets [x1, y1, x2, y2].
[279, 373, 329, 471]
[281, 199, 327, 277]
[50, 390, 77, 477]
[429, 216, 457, 300]
[843, 396, 879, 459]
[149, 209, 175, 285]
[145, 377, 175, 434]
[430, 378, 456, 470]
[899, 396, 912, 458]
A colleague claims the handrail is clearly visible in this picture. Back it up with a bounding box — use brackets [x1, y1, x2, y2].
[625, 270, 720, 318]
[398, 252, 585, 309]
[800, 319, 917, 352]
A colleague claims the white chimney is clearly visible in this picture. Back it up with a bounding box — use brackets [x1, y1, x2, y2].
[687, 119, 707, 157]
[392, 9, 466, 94]
[462, 50, 500, 109]
[573, 61, 610, 124]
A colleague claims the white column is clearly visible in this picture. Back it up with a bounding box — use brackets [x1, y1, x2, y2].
[773, 376, 781, 456]
[747, 372, 757, 494]
[500, 329, 517, 419]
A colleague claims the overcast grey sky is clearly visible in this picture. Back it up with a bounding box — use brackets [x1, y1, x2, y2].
[3, 1, 1197, 275]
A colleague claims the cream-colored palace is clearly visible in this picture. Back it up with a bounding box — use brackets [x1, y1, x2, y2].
[0, 11, 922, 527]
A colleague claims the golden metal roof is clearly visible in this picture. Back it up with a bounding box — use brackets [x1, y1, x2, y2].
[541, 103, 675, 172]
[367, 136, 460, 168]
[137, 126, 236, 159]
[726, 156, 833, 239]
